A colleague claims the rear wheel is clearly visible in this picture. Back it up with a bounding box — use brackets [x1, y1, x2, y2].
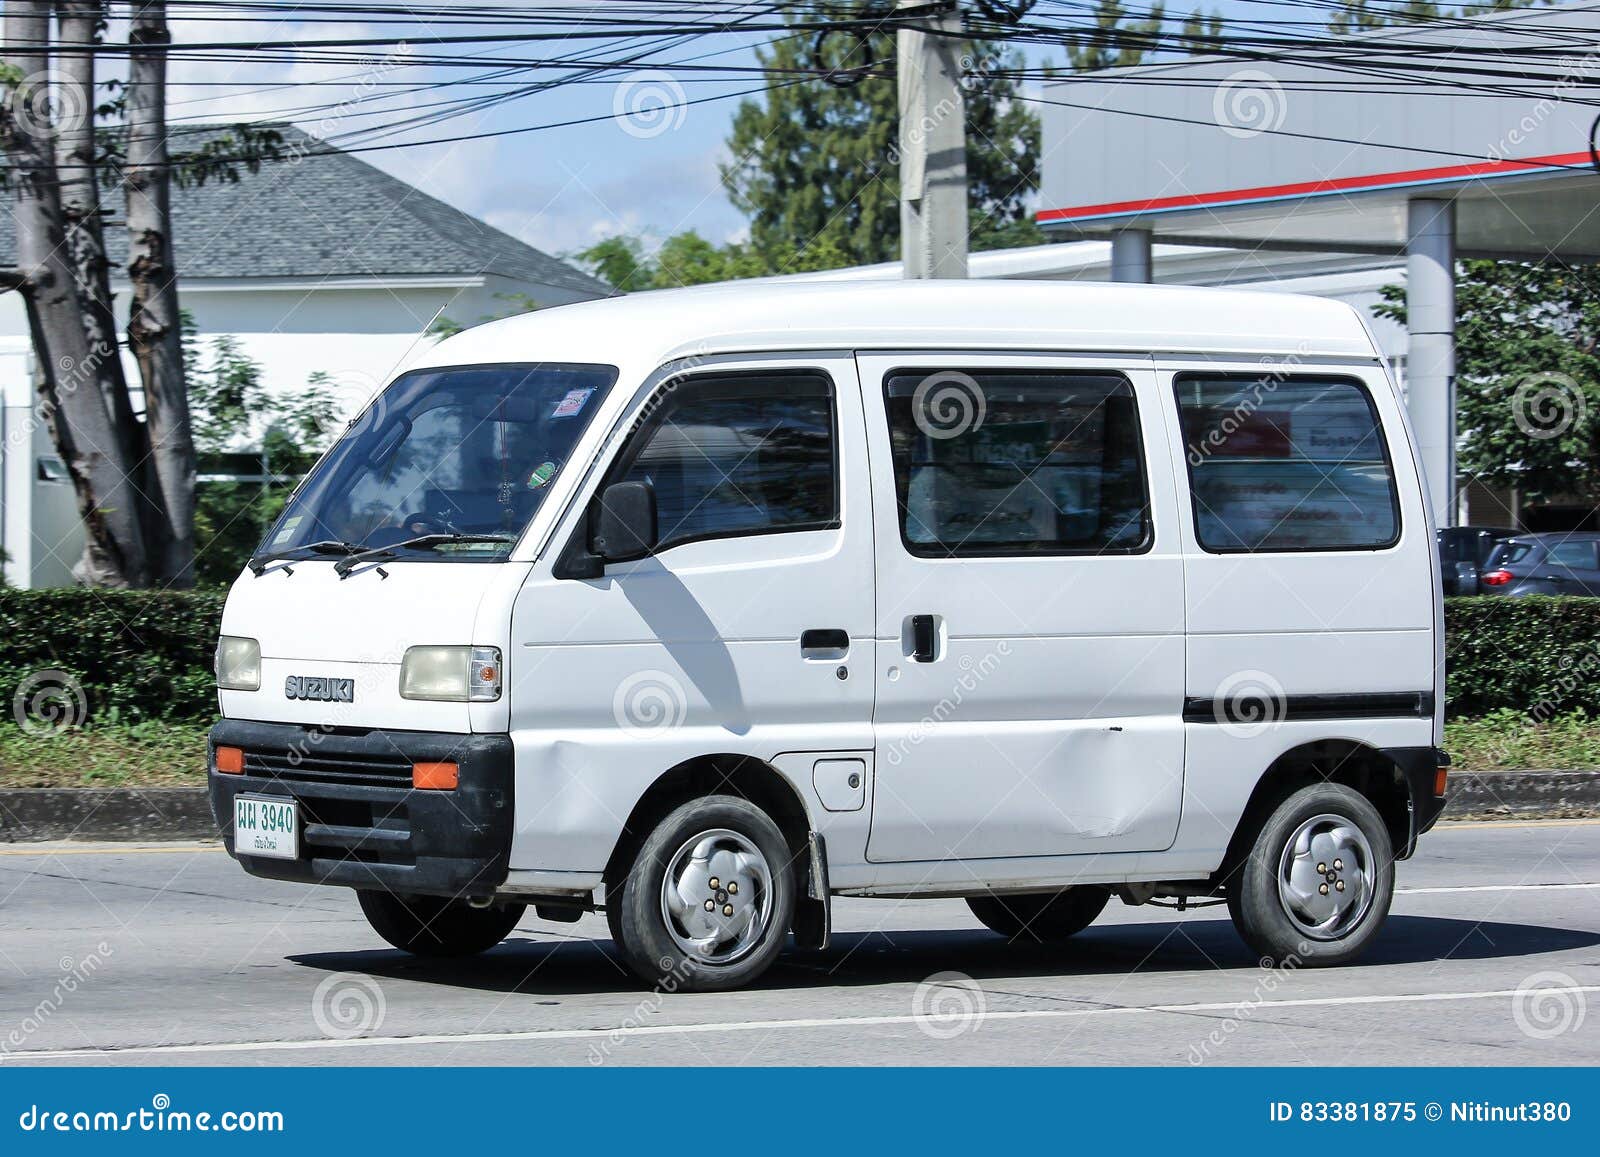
[357, 890, 525, 957]
[967, 887, 1110, 943]
[611, 794, 797, 992]
[1227, 782, 1394, 966]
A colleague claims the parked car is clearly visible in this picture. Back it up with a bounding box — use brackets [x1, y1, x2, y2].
[207, 280, 1446, 991]
[1481, 532, 1600, 597]
[1437, 525, 1517, 596]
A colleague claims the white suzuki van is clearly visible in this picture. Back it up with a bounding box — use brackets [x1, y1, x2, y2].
[209, 281, 1448, 991]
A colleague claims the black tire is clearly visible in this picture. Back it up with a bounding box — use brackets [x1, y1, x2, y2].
[611, 795, 797, 992]
[967, 887, 1110, 943]
[1227, 782, 1394, 967]
[357, 890, 525, 957]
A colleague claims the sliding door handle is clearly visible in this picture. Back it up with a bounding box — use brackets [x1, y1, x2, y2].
[801, 629, 850, 659]
[909, 614, 938, 663]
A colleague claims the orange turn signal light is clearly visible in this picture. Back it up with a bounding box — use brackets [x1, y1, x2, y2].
[1434, 767, 1449, 798]
[215, 745, 244, 775]
[412, 761, 459, 791]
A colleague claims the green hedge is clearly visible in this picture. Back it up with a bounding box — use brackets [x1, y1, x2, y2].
[0, 588, 225, 724]
[1444, 595, 1600, 719]
[0, 588, 1596, 725]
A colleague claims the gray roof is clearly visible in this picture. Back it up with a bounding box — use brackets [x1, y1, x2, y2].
[2, 125, 610, 295]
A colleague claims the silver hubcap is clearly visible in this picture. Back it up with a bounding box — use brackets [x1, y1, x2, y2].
[1276, 813, 1376, 941]
[660, 829, 774, 965]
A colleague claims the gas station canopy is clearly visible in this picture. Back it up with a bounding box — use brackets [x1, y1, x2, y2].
[1035, 2, 1600, 260]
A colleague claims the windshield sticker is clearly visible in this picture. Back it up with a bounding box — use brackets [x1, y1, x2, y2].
[527, 460, 558, 490]
[271, 516, 303, 546]
[551, 388, 594, 419]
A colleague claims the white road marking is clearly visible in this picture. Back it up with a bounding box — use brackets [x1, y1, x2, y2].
[1397, 881, 1600, 895]
[11, 984, 1600, 1061]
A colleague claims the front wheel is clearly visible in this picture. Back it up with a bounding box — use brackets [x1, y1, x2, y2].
[1227, 782, 1394, 966]
[967, 887, 1110, 943]
[611, 795, 797, 992]
[357, 890, 525, 957]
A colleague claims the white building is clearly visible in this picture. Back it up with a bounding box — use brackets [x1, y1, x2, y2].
[1, 126, 608, 587]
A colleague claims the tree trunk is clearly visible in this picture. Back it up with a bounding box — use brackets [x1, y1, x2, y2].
[56, 0, 169, 562]
[126, 0, 196, 586]
[2, 0, 150, 586]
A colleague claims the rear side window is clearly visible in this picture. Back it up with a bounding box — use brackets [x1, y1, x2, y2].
[1547, 540, 1598, 568]
[608, 371, 837, 552]
[1174, 374, 1400, 553]
[883, 369, 1151, 557]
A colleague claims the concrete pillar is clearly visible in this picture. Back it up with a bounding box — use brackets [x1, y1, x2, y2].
[1110, 228, 1153, 283]
[1406, 198, 1456, 528]
[897, 1, 967, 279]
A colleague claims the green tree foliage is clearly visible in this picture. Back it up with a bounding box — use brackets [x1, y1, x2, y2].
[182, 316, 335, 585]
[1329, 0, 1552, 32]
[721, 22, 1042, 267]
[1375, 261, 1600, 503]
[1067, 0, 1166, 71]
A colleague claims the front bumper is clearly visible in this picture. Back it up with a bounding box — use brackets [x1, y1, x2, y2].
[208, 719, 513, 900]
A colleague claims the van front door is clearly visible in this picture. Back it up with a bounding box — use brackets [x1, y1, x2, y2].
[506, 355, 876, 873]
[856, 353, 1186, 863]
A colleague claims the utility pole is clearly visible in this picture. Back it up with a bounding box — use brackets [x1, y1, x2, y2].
[897, 0, 967, 278]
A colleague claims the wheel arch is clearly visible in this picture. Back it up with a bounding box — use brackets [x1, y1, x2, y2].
[1218, 738, 1414, 886]
[602, 753, 815, 895]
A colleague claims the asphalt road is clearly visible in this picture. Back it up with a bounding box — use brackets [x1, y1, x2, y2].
[1, 820, 1596, 1066]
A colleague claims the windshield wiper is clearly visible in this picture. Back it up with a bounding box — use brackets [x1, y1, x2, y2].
[247, 540, 363, 576]
[333, 533, 514, 578]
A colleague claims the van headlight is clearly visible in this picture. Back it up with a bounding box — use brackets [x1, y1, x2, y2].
[400, 646, 502, 703]
[215, 636, 261, 691]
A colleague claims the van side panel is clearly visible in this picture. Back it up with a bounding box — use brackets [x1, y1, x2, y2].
[1157, 358, 1436, 866]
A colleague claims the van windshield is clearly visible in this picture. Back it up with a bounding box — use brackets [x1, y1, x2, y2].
[260, 362, 617, 562]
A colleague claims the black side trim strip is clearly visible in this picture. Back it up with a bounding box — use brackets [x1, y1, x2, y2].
[1184, 691, 1434, 724]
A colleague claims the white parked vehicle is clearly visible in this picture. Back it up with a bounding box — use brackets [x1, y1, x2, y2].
[210, 281, 1448, 991]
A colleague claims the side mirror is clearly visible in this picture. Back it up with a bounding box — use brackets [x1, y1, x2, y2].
[592, 480, 657, 564]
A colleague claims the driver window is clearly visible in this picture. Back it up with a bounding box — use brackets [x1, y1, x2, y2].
[609, 371, 838, 553]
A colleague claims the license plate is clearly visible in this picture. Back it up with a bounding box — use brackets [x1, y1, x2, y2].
[233, 795, 298, 860]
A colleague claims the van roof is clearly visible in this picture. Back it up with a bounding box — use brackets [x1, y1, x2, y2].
[410, 278, 1381, 378]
